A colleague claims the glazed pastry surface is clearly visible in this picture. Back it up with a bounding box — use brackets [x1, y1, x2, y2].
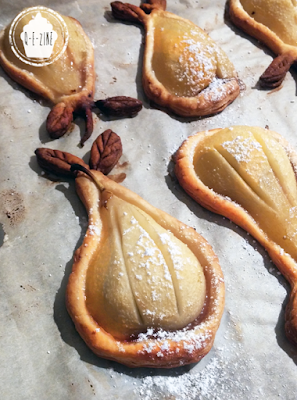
[86, 192, 206, 340]
[66, 170, 225, 368]
[111, 1, 240, 117]
[194, 126, 297, 260]
[151, 11, 236, 97]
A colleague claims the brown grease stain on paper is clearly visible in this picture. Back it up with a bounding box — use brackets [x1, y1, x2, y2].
[0, 189, 26, 226]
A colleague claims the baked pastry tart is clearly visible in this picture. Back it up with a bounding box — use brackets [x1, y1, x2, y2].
[111, 0, 240, 117]
[62, 165, 225, 368]
[174, 126, 297, 344]
[0, 7, 95, 144]
[229, 0, 297, 88]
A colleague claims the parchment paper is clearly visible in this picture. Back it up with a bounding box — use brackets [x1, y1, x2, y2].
[1, 1, 297, 399]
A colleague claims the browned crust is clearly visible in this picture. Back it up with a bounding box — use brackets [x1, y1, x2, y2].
[0, 16, 95, 106]
[111, 1, 147, 24]
[259, 53, 295, 88]
[66, 171, 225, 368]
[229, 0, 297, 59]
[141, 0, 166, 13]
[174, 127, 297, 344]
[111, 0, 166, 23]
[142, 10, 240, 117]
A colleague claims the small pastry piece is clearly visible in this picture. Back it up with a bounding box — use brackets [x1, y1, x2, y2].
[89, 129, 123, 174]
[35, 129, 123, 177]
[95, 96, 143, 118]
[174, 126, 297, 344]
[111, 0, 240, 117]
[0, 7, 95, 144]
[35, 147, 89, 177]
[61, 164, 225, 368]
[229, 0, 297, 88]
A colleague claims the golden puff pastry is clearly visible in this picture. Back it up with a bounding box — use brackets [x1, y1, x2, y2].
[0, 7, 95, 144]
[66, 167, 225, 368]
[111, 0, 240, 117]
[174, 125, 297, 344]
[229, 0, 297, 88]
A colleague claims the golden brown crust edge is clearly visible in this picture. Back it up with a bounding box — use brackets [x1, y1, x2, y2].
[228, 0, 297, 59]
[66, 171, 225, 368]
[174, 128, 297, 344]
[142, 10, 240, 117]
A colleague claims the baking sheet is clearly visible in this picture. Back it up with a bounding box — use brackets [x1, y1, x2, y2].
[1, 0, 297, 399]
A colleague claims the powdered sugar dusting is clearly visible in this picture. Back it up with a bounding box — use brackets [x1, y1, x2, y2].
[222, 135, 262, 163]
[137, 325, 211, 348]
[135, 326, 255, 400]
[138, 357, 223, 399]
[153, 16, 236, 98]
[136, 347, 251, 400]
[203, 77, 237, 102]
[158, 232, 186, 277]
[125, 220, 174, 285]
[177, 35, 216, 95]
[88, 223, 100, 236]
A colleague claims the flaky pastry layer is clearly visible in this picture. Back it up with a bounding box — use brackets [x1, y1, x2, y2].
[174, 126, 297, 344]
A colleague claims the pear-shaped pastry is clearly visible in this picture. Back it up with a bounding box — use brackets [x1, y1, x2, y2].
[0, 7, 95, 144]
[229, 0, 297, 88]
[174, 125, 297, 345]
[58, 164, 224, 368]
[111, 0, 240, 117]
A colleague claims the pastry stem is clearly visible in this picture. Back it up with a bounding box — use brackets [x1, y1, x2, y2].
[70, 163, 105, 191]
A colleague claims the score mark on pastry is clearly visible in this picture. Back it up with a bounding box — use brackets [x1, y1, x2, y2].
[174, 125, 297, 345]
[111, 0, 241, 117]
